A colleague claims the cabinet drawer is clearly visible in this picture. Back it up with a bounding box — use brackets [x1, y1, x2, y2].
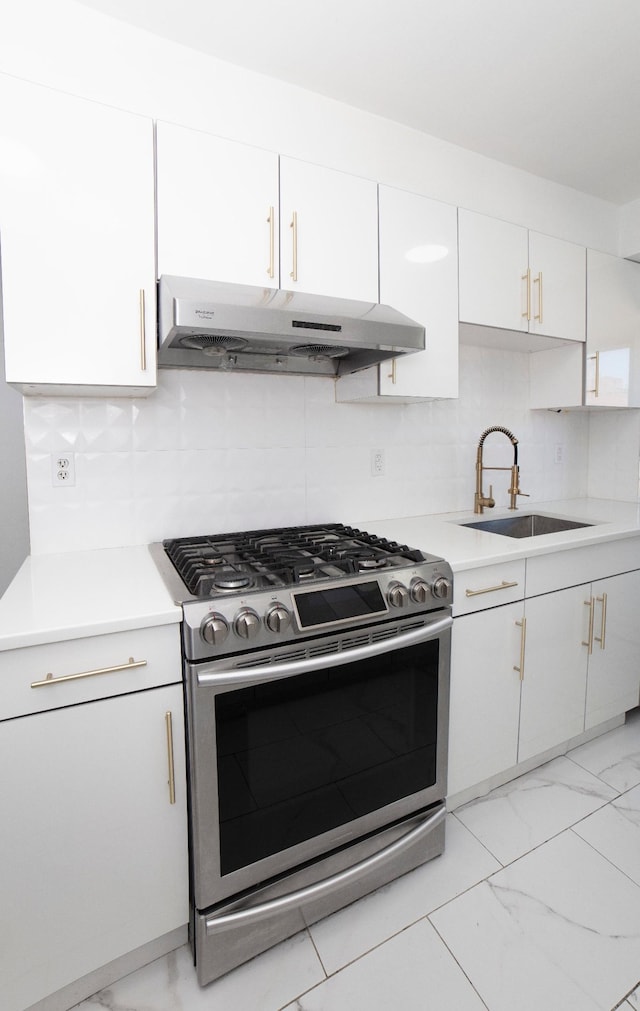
[526, 538, 640, 596]
[453, 560, 525, 616]
[0, 623, 182, 720]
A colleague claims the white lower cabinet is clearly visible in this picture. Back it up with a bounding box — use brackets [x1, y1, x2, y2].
[449, 549, 640, 799]
[0, 679, 188, 1011]
[585, 570, 640, 727]
[448, 601, 522, 795]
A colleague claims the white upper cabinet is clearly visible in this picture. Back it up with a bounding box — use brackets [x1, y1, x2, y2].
[458, 209, 585, 343]
[279, 156, 379, 302]
[336, 185, 458, 403]
[585, 249, 640, 407]
[156, 122, 280, 288]
[0, 75, 156, 396]
[530, 248, 640, 409]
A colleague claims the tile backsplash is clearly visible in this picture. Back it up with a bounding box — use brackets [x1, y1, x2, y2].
[22, 344, 629, 555]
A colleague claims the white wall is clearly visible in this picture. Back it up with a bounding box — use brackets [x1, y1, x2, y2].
[2, 2, 636, 555]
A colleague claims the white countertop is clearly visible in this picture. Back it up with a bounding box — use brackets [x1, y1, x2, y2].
[357, 498, 640, 571]
[0, 545, 181, 651]
[2, 498, 639, 652]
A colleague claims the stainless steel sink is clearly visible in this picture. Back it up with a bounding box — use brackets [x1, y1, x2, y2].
[460, 513, 593, 538]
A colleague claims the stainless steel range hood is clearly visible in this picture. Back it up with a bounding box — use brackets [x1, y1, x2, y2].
[157, 276, 425, 377]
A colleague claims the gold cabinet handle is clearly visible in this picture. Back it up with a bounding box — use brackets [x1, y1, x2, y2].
[139, 289, 147, 371]
[465, 579, 519, 598]
[594, 592, 608, 650]
[266, 206, 275, 279]
[533, 271, 543, 323]
[521, 268, 531, 321]
[582, 598, 595, 654]
[165, 711, 176, 805]
[513, 617, 527, 680]
[588, 351, 600, 397]
[31, 657, 147, 688]
[387, 359, 397, 384]
[290, 211, 298, 282]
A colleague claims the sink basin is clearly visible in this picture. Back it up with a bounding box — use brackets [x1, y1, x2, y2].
[461, 513, 593, 539]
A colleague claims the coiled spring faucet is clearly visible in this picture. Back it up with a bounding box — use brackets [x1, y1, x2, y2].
[474, 425, 529, 514]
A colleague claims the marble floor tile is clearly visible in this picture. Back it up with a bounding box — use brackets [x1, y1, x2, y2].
[309, 814, 500, 974]
[568, 709, 640, 792]
[453, 755, 617, 865]
[282, 918, 487, 1011]
[430, 830, 640, 1011]
[573, 784, 640, 886]
[73, 930, 324, 1011]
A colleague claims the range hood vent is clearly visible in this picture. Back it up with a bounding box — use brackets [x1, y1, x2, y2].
[157, 276, 425, 378]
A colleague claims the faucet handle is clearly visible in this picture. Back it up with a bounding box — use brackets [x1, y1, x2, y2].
[485, 484, 495, 509]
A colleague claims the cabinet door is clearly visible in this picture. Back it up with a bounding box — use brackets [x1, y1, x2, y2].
[0, 685, 188, 1011]
[378, 186, 458, 399]
[528, 231, 586, 341]
[585, 570, 640, 728]
[458, 209, 528, 332]
[0, 76, 156, 394]
[448, 603, 522, 796]
[517, 586, 588, 763]
[156, 122, 279, 287]
[279, 156, 378, 302]
[585, 250, 640, 407]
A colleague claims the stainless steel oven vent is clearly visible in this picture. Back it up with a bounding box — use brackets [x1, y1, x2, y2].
[288, 343, 349, 359]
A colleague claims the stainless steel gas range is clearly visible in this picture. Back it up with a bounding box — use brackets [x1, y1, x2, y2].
[151, 523, 453, 986]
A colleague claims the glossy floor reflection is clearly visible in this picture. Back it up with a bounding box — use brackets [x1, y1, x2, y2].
[75, 709, 640, 1011]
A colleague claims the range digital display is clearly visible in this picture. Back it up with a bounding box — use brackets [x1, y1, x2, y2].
[294, 580, 387, 628]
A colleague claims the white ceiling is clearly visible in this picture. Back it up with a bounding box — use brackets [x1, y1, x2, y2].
[76, 0, 640, 205]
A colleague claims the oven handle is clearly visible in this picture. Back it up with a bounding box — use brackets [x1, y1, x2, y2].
[196, 613, 452, 689]
[204, 803, 445, 936]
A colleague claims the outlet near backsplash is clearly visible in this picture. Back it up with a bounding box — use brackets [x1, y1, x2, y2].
[21, 344, 624, 556]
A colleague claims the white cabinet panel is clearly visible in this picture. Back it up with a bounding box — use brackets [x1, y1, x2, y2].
[336, 185, 458, 402]
[458, 210, 528, 333]
[279, 156, 378, 302]
[0, 75, 156, 395]
[0, 684, 188, 1011]
[586, 570, 640, 727]
[585, 249, 640, 408]
[448, 603, 522, 796]
[156, 121, 279, 287]
[528, 231, 586, 341]
[518, 586, 589, 763]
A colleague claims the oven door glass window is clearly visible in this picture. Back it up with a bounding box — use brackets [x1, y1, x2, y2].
[215, 638, 440, 875]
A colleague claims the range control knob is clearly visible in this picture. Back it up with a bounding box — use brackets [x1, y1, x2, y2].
[200, 612, 229, 647]
[431, 576, 452, 600]
[387, 581, 409, 608]
[410, 578, 431, 604]
[265, 603, 292, 634]
[234, 608, 261, 639]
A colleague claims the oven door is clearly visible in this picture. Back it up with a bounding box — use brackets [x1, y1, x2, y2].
[186, 610, 451, 910]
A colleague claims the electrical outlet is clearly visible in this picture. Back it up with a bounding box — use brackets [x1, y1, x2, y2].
[371, 449, 385, 476]
[51, 452, 76, 487]
[554, 444, 564, 465]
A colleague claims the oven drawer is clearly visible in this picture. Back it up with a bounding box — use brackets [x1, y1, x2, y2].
[0, 623, 182, 720]
[453, 559, 525, 616]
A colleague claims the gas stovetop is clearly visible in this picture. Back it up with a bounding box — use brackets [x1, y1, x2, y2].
[162, 523, 430, 598]
[150, 523, 453, 661]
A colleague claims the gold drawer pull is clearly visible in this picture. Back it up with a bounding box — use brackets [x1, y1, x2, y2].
[594, 592, 607, 650]
[582, 598, 595, 654]
[165, 711, 176, 805]
[31, 657, 147, 688]
[465, 580, 519, 598]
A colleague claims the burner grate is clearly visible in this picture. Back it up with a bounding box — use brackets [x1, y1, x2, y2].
[163, 523, 427, 598]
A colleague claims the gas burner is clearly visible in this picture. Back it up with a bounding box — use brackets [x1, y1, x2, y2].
[358, 557, 388, 570]
[213, 573, 254, 591]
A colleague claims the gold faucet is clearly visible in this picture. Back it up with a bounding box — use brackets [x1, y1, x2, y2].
[474, 426, 529, 514]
